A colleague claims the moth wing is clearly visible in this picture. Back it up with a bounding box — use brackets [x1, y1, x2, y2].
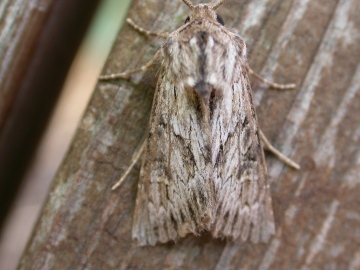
[132, 68, 215, 246]
[211, 68, 275, 243]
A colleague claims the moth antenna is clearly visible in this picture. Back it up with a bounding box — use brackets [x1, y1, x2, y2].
[211, 0, 228, 10]
[182, 0, 195, 10]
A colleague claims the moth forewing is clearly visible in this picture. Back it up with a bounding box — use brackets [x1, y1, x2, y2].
[133, 1, 275, 246]
[101, 0, 298, 246]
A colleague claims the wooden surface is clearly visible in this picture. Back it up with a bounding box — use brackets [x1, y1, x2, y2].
[20, 0, 360, 269]
[0, 0, 100, 232]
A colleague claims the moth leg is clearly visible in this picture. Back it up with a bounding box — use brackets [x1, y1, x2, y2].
[99, 50, 161, 80]
[127, 18, 170, 38]
[112, 141, 146, 190]
[260, 130, 300, 170]
[247, 66, 296, 90]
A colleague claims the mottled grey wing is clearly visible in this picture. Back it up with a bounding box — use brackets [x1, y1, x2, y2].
[211, 68, 275, 243]
[132, 68, 215, 246]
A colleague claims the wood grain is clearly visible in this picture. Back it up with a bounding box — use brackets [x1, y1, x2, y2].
[19, 0, 360, 269]
[0, 0, 100, 233]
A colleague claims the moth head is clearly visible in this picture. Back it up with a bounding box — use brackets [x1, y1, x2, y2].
[182, 0, 227, 26]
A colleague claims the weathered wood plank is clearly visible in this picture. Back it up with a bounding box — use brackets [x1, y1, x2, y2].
[20, 0, 360, 269]
[0, 0, 101, 233]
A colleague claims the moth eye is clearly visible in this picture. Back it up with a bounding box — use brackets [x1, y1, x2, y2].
[216, 14, 224, 25]
[184, 16, 190, 24]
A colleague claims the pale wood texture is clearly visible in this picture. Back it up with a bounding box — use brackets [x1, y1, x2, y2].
[20, 0, 360, 269]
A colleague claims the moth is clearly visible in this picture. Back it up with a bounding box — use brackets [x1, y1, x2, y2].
[100, 0, 299, 246]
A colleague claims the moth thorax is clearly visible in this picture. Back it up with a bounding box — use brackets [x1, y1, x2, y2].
[189, 4, 217, 23]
